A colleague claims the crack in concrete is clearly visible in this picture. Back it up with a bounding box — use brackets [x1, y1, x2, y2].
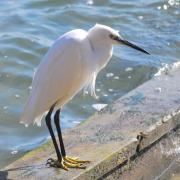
[136, 132, 148, 153]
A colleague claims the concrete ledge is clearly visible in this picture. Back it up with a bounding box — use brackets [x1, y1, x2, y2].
[1, 66, 180, 180]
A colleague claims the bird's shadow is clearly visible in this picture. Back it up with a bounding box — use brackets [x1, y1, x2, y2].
[0, 163, 47, 180]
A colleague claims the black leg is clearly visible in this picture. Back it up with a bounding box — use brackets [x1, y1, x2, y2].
[54, 108, 90, 168]
[45, 106, 87, 170]
[54, 109, 66, 157]
[45, 106, 62, 161]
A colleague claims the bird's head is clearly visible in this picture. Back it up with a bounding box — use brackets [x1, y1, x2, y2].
[88, 24, 149, 54]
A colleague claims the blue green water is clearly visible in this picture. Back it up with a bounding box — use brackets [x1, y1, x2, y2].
[0, 0, 179, 168]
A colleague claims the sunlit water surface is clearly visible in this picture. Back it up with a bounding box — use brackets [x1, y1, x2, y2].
[0, 0, 179, 168]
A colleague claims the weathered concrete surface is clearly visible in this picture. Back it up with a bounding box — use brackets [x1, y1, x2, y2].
[104, 128, 180, 180]
[1, 66, 180, 180]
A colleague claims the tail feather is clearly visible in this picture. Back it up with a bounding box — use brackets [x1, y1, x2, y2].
[20, 94, 44, 127]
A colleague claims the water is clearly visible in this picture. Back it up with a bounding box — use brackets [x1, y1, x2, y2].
[0, 0, 179, 169]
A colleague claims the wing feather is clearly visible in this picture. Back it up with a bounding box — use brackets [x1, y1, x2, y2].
[21, 36, 85, 126]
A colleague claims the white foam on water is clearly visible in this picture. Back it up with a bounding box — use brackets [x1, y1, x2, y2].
[96, 88, 101, 92]
[73, 121, 80, 124]
[114, 76, 119, 80]
[168, 0, 175, 6]
[11, 150, 18, 155]
[125, 67, 133, 72]
[108, 88, 114, 92]
[3, 106, 8, 110]
[106, 73, 114, 78]
[28, 86, 32, 90]
[92, 103, 107, 111]
[154, 61, 180, 77]
[15, 94, 20, 98]
[86, 0, 93, 5]
[138, 15, 144, 20]
[168, 0, 179, 6]
[163, 4, 168, 10]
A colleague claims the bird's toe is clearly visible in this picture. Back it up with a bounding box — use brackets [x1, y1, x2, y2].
[63, 160, 86, 169]
[64, 156, 90, 164]
[46, 156, 90, 170]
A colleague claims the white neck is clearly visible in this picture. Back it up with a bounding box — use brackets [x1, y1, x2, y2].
[88, 37, 113, 71]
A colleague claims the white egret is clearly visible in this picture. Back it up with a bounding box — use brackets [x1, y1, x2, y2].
[20, 24, 149, 170]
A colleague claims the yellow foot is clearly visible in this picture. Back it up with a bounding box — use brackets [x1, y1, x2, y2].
[46, 157, 90, 170]
[64, 156, 90, 164]
[63, 160, 86, 169]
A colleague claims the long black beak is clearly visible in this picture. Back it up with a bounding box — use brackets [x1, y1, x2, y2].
[116, 37, 150, 55]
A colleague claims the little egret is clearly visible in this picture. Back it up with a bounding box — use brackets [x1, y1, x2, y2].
[21, 24, 149, 170]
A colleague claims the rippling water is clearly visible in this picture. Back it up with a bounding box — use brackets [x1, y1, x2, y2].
[0, 0, 179, 168]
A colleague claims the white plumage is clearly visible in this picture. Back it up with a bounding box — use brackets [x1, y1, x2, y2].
[20, 24, 115, 126]
[21, 24, 149, 126]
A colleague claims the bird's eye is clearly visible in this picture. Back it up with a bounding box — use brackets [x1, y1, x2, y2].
[109, 34, 117, 40]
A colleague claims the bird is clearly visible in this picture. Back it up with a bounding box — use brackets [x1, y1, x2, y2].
[20, 24, 149, 170]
